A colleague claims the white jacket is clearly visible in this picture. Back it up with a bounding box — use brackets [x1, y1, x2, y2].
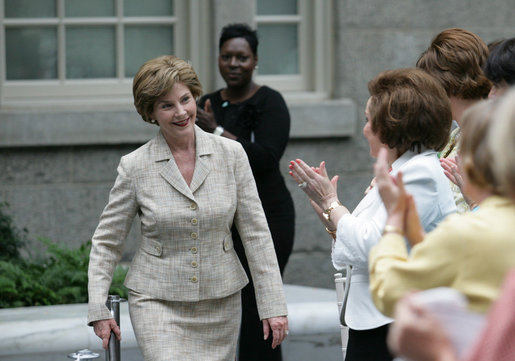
[332, 149, 456, 330]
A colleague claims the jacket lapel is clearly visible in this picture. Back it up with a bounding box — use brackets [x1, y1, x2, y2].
[154, 127, 214, 201]
[190, 126, 214, 194]
[154, 131, 196, 201]
[160, 159, 195, 201]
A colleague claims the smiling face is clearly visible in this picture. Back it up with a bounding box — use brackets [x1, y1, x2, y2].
[218, 37, 258, 89]
[151, 82, 197, 140]
[363, 97, 383, 158]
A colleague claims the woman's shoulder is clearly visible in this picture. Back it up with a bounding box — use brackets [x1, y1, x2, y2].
[395, 150, 450, 193]
[396, 150, 440, 175]
[254, 85, 283, 100]
[251, 86, 288, 113]
[198, 127, 244, 155]
[121, 137, 152, 159]
[119, 132, 164, 167]
[199, 89, 223, 106]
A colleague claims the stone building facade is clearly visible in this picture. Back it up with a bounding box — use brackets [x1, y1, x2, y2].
[1, 0, 514, 288]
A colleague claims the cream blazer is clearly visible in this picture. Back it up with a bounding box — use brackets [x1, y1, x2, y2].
[88, 126, 287, 325]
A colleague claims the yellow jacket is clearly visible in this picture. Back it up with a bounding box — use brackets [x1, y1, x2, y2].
[369, 196, 515, 317]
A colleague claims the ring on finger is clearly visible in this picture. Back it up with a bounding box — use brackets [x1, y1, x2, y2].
[298, 182, 307, 189]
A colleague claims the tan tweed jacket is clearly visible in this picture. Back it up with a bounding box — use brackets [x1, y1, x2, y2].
[87, 126, 287, 325]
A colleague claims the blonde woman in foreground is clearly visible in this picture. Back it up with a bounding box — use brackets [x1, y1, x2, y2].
[374, 89, 515, 361]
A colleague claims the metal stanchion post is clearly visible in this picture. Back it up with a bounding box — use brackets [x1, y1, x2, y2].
[105, 295, 126, 361]
[68, 349, 99, 360]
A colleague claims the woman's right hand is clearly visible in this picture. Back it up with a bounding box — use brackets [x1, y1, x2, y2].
[375, 148, 425, 245]
[196, 99, 218, 133]
[93, 318, 121, 350]
[374, 148, 408, 220]
[388, 294, 457, 361]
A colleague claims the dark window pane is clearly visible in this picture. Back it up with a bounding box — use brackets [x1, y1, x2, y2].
[65, 0, 114, 17]
[257, 0, 297, 15]
[66, 26, 116, 78]
[5, 0, 56, 18]
[6, 27, 57, 80]
[258, 24, 298, 75]
[125, 26, 174, 77]
[124, 0, 174, 16]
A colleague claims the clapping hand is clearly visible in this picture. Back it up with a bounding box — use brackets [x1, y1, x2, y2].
[289, 159, 345, 231]
[289, 159, 339, 210]
[196, 99, 217, 133]
[374, 148, 424, 245]
[440, 157, 464, 189]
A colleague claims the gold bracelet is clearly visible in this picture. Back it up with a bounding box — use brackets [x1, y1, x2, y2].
[382, 224, 403, 236]
[325, 227, 337, 239]
[322, 200, 343, 222]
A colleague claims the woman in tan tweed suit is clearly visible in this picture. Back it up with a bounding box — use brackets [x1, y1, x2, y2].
[87, 55, 288, 360]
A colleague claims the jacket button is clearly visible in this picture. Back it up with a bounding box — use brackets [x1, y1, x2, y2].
[190, 247, 198, 254]
[155, 245, 161, 253]
[191, 218, 198, 225]
[191, 232, 198, 240]
[191, 261, 198, 268]
[224, 240, 229, 249]
[191, 276, 198, 283]
[190, 203, 197, 210]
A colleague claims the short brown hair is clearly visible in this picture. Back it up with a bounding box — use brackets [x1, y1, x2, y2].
[133, 55, 203, 124]
[459, 99, 500, 194]
[416, 28, 491, 99]
[367, 68, 452, 156]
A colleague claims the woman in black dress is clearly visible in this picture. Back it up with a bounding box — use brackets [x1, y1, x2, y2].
[197, 23, 294, 361]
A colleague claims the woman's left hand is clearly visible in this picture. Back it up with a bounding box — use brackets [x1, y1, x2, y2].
[263, 316, 289, 349]
[440, 157, 464, 189]
[196, 99, 218, 132]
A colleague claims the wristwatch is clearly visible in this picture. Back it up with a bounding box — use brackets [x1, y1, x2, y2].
[213, 126, 224, 136]
[322, 201, 343, 221]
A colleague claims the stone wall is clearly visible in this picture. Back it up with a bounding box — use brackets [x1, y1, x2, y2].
[0, 129, 369, 289]
[334, 0, 515, 109]
[1, 0, 514, 290]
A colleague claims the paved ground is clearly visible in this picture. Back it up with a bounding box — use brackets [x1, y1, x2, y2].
[1, 285, 346, 361]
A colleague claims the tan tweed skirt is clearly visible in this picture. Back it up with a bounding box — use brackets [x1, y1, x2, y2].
[128, 289, 241, 361]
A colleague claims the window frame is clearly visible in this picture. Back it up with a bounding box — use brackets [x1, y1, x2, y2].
[0, 0, 210, 108]
[0, 0, 332, 108]
[254, 0, 333, 100]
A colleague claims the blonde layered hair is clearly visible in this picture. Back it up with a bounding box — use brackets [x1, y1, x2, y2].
[459, 99, 500, 194]
[488, 87, 515, 199]
[133, 55, 202, 124]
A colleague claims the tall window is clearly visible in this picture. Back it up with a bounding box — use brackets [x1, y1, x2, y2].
[255, 0, 333, 98]
[0, 0, 191, 107]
